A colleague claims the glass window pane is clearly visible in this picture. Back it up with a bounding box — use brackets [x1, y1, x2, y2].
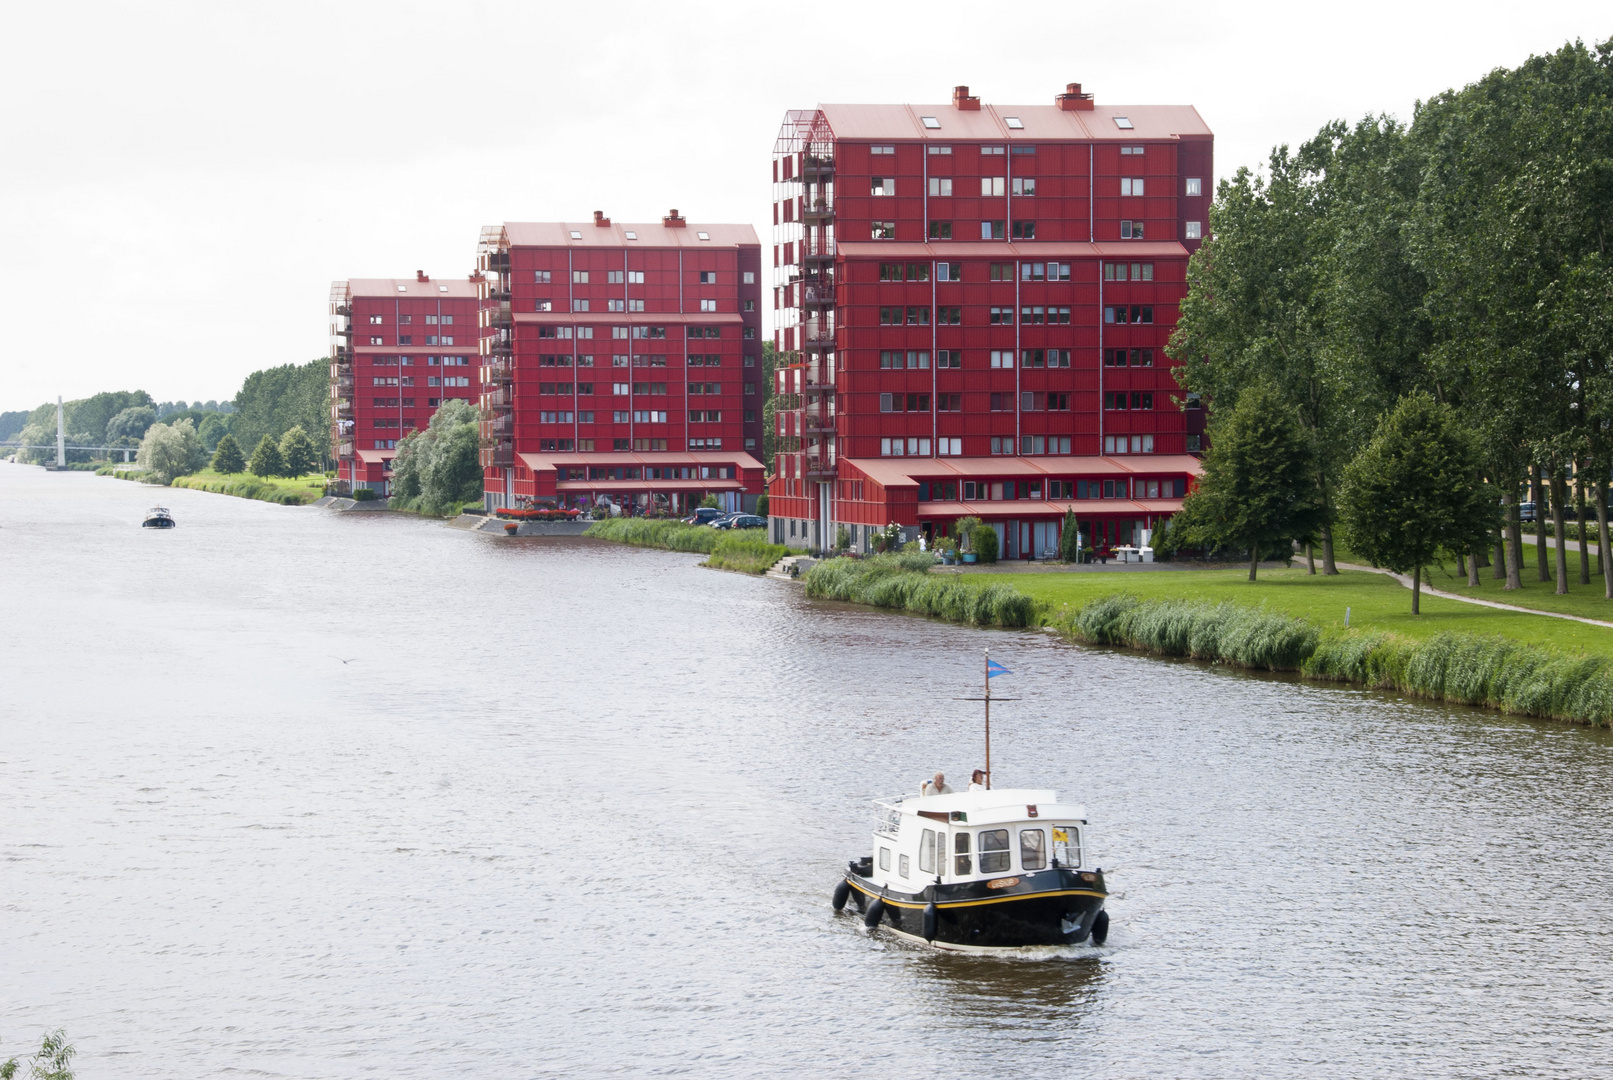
[1020, 829, 1046, 870]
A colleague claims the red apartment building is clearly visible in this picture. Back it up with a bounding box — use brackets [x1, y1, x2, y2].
[477, 212, 765, 514]
[769, 84, 1212, 557]
[329, 273, 487, 492]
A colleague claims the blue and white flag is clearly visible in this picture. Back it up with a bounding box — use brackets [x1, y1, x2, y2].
[987, 660, 1012, 679]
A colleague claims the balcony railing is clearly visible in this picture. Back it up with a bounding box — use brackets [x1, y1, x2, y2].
[803, 454, 836, 478]
[801, 200, 833, 223]
[803, 155, 834, 176]
[486, 359, 514, 382]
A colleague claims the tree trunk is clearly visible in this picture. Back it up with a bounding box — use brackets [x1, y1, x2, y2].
[1306, 541, 1316, 575]
[1493, 530, 1506, 579]
[1553, 470, 1569, 595]
[1320, 522, 1339, 575]
[1412, 565, 1421, 614]
[1533, 462, 1549, 581]
[1576, 465, 1590, 585]
[1504, 490, 1523, 591]
[1456, 550, 1466, 579]
[1249, 544, 1258, 582]
[1468, 544, 1480, 586]
[1600, 478, 1612, 601]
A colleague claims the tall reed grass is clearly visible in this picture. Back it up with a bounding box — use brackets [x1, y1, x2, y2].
[1050, 592, 1613, 726]
[585, 518, 786, 574]
[170, 474, 317, 505]
[802, 555, 1038, 627]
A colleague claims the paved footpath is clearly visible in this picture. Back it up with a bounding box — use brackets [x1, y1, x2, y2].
[1335, 561, 1613, 629]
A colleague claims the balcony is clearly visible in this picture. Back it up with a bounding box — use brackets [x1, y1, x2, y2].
[803, 413, 836, 434]
[803, 454, 836, 479]
[801, 200, 833, 224]
[333, 375, 353, 391]
[335, 305, 350, 317]
[803, 155, 834, 178]
[803, 239, 836, 265]
[802, 286, 833, 309]
[484, 385, 513, 408]
[486, 359, 514, 382]
[480, 440, 514, 468]
[486, 415, 513, 437]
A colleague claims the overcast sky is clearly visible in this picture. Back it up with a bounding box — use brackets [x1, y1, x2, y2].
[2, 0, 1608, 411]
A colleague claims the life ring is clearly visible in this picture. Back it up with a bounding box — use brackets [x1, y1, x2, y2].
[864, 897, 885, 929]
[922, 902, 938, 942]
[1091, 909, 1110, 946]
[832, 880, 851, 911]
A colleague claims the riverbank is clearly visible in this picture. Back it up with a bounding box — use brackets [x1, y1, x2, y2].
[584, 519, 786, 574]
[98, 465, 326, 506]
[799, 557, 1613, 726]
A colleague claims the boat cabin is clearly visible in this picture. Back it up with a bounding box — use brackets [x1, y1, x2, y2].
[865, 787, 1088, 892]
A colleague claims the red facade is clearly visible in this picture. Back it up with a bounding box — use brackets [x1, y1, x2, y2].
[329, 274, 487, 492]
[478, 213, 766, 513]
[769, 85, 1212, 555]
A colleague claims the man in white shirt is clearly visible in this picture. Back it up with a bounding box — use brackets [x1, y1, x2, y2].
[921, 772, 953, 796]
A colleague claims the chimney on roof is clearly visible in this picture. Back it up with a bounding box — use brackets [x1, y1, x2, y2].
[593, 210, 611, 227]
[416, 270, 429, 282]
[1056, 82, 1095, 111]
[952, 85, 980, 111]
[663, 208, 686, 228]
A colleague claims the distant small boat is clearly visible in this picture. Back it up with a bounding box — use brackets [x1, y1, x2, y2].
[142, 507, 175, 529]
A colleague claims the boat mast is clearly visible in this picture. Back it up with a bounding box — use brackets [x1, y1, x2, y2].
[983, 648, 991, 789]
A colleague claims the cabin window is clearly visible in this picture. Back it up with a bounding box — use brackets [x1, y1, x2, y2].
[920, 829, 937, 874]
[954, 832, 972, 876]
[1053, 826, 1081, 868]
[879, 847, 891, 871]
[899, 854, 910, 879]
[1020, 828, 1047, 871]
[979, 829, 1011, 873]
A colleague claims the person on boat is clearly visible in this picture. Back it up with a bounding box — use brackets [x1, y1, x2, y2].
[969, 769, 987, 791]
[922, 772, 953, 796]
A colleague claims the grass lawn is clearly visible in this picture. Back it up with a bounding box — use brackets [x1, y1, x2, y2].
[972, 565, 1613, 658]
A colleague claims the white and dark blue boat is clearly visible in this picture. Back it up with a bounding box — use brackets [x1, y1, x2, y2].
[834, 787, 1108, 951]
[832, 649, 1109, 952]
[141, 506, 175, 529]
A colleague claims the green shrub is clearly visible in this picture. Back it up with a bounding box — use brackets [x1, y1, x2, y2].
[351, 488, 377, 501]
[1048, 595, 1317, 671]
[587, 518, 722, 553]
[972, 525, 999, 563]
[704, 533, 788, 574]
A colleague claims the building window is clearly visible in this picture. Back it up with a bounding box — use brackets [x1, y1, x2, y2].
[989, 262, 1013, 281]
[608, 299, 625, 312]
[928, 221, 952, 239]
[608, 270, 624, 284]
[535, 270, 552, 283]
[981, 145, 1004, 156]
[1186, 177, 1202, 197]
[938, 306, 961, 324]
[980, 177, 1005, 197]
[1011, 221, 1036, 239]
[1186, 221, 1203, 239]
[982, 220, 1006, 240]
[928, 177, 953, 196]
[937, 350, 962, 368]
[573, 299, 589, 312]
[1120, 220, 1144, 239]
[1121, 178, 1145, 196]
[905, 306, 930, 326]
[937, 262, 962, 281]
[572, 271, 589, 283]
[744, 300, 755, 311]
[928, 145, 952, 155]
[872, 222, 896, 239]
[871, 177, 893, 196]
[1186, 434, 1202, 452]
[870, 144, 895, 155]
[536, 300, 553, 311]
[743, 271, 755, 284]
[989, 349, 1014, 369]
[989, 307, 1014, 325]
[1011, 177, 1036, 196]
[700, 299, 717, 312]
[920, 116, 941, 129]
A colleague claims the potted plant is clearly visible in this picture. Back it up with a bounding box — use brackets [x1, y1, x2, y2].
[954, 516, 982, 563]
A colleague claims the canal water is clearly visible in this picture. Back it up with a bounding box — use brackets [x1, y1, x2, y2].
[4, 463, 1613, 1078]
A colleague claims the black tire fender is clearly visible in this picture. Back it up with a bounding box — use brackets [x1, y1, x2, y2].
[1091, 908, 1110, 946]
[922, 902, 938, 942]
[864, 897, 885, 929]
[832, 880, 851, 912]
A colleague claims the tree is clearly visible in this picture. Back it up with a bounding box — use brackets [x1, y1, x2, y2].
[1339, 392, 1495, 613]
[278, 425, 318, 477]
[196, 412, 230, 452]
[136, 419, 206, 484]
[105, 405, 157, 445]
[387, 400, 482, 514]
[247, 434, 285, 478]
[1172, 383, 1323, 581]
[1059, 509, 1082, 562]
[2, 1028, 75, 1080]
[230, 359, 327, 464]
[211, 433, 246, 474]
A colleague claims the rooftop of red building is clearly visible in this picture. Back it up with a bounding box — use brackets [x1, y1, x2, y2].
[814, 100, 1211, 143]
[497, 219, 760, 250]
[843, 455, 1203, 487]
[343, 276, 482, 299]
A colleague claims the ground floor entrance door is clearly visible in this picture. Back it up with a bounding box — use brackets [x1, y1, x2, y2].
[1033, 520, 1058, 560]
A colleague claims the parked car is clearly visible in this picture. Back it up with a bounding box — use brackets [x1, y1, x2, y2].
[1519, 501, 1537, 522]
[712, 514, 767, 530]
[685, 507, 727, 525]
